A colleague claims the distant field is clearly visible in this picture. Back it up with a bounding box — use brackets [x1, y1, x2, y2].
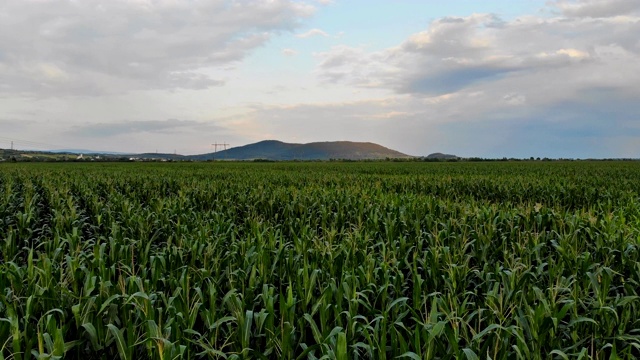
[1, 161, 640, 359]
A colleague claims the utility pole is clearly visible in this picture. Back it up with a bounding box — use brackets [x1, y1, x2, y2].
[11, 141, 14, 151]
[211, 142, 229, 161]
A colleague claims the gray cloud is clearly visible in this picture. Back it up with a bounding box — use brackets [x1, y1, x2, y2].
[0, 0, 313, 97]
[552, 0, 640, 18]
[0, 117, 35, 133]
[403, 65, 512, 95]
[69, 119, 225, 137]
[438, 88, 640, 158]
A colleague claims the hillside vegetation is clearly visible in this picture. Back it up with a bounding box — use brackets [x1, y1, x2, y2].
[190, 140, 412, 160]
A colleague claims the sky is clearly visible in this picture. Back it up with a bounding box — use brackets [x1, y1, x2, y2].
[1, 0, 639, 158]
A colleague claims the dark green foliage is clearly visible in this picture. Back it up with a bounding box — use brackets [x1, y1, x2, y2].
[1, 161, 640, 359]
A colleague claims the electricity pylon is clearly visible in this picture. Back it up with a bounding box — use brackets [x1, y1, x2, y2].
[211, 142, 229, 160]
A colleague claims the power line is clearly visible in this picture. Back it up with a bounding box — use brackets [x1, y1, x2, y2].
[0, 135, 67, 151]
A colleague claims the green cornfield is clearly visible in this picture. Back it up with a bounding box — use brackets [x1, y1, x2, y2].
[1, 161, 640, 359]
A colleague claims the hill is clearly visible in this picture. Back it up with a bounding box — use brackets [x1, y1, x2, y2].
[426, 152, 457, 160]
[134, 153, 186, 161]
[189, 140, 412, 161]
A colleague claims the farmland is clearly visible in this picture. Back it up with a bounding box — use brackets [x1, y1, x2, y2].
[1, 161, 640, 359]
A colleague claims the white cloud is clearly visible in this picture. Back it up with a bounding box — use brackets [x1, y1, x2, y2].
[315, 10, 640, 98]
[553, 48, 591, 59]
[296, 28, 330, 38]
[503, 93, 526, 105]
[282, 48, 298, 56]
[370, 111, 414, 120]
[0, 0, 315, 97]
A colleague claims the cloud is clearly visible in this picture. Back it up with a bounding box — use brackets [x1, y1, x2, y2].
[296, 28, 330, 38]
[370, 111, 414, 119]
[0, 0, 314, 97]
[315, 10, 640, 98]
[552, 0, 640, 18]
[69, 119, 224, 137]
[315, 45, 398, 88]
[503, 93, 526, 105]
[469, 89, 640, 158]
[0, 118, 35, 133]
[282, 48, 298, 56]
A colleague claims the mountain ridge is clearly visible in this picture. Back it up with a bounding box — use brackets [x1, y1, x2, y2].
[1, 140, 419, 161]
[189, 140, 412, 161]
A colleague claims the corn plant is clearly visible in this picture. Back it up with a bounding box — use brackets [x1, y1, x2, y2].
[1, 161, 640, 359]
